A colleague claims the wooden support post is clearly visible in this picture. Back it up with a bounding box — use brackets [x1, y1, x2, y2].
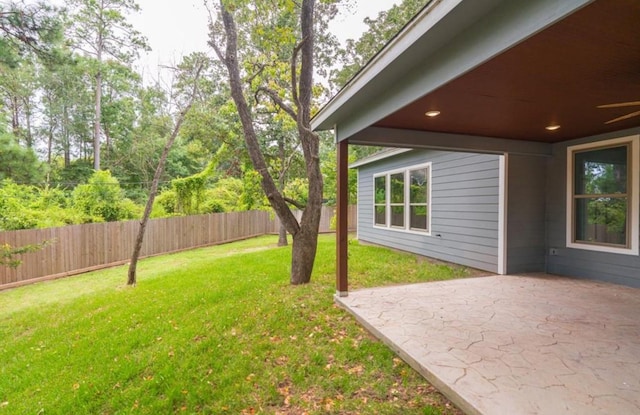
[336, 138, 349, 296]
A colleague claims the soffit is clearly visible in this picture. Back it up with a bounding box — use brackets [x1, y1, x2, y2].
[375, 0, 640, 142]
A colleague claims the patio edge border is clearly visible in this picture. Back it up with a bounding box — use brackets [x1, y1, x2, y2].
[334, 293, 482, 415]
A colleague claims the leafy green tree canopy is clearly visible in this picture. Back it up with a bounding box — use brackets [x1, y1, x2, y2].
[0, 1, 62, 66]
[330, 0, 427, 89]
[0, 133, 45, 184]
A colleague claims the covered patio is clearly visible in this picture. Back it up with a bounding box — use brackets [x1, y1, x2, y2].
[322, 0, 640, 293]
[336, 274, 640, 415]
[314, 1, 640, 412]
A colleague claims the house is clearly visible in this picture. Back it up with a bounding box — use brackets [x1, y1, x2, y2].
[312, 0, 640, 294]
[351, 148, 504, 274]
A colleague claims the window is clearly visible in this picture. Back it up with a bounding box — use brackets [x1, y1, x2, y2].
[390, 173, 405, 227]
[374, 176, 386, 226]
[566, 136, 639, 255]
[409, 168, 429, 230]
[373, 163, 431, 233]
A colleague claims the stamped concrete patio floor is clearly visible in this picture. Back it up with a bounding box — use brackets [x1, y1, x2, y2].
[336, 274, 640, 415]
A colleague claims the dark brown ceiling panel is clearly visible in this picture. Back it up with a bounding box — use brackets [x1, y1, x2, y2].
[376, 0, 640, 143]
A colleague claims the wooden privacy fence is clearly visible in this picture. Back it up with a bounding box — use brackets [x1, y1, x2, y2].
[0, 206, 356, 289]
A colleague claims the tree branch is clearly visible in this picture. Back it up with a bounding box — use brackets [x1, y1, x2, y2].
[290, 38, 306, 110]
[246, 62, 265, 86]
[127, 58, 205, 285]
[280, 142, 301, 180]
[284, 197, 306, 210]
[257, 86, 297, 121]
[215, 1, 301, 236]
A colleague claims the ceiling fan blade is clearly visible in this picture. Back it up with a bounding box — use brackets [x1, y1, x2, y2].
[598, 101, 640, 108]
[605, 110, 640, 124]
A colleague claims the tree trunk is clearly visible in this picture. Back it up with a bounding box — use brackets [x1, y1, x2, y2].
[127, 61, 204, 286]
[93, 69, 102, 170]
[213, 0, 321, 285]
[47, 117, 53, 165]
[127, 108, 188, 286]
[24, 99, 33, 148]
[11, 96, 20, 137]
[45, 95, 54, 165]
[277, 141, 288, 247]
[278, 223, 288, 246]
[290, 224, 318, 284]
[63, 104, 71, 168]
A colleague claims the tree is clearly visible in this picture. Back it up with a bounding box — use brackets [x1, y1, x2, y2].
[0, 132, 45, 184]
[330, 0, 427, 89]
[320, 137, 356, 206]
[324, 0, 428, 165]
[36, 50, 92, 170]
[1, 241, 50, 268]
[0, 1, 61, 67]
[0, 58, 38, 146]
[127, 53, 207, 286]
[67, 0, 149, 170]
[209, 0, 333, 285]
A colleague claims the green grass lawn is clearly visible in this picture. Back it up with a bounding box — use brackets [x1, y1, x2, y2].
[0, 234, 471, 414]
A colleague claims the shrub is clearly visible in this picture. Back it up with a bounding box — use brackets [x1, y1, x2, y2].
[72, 171, 139, 222]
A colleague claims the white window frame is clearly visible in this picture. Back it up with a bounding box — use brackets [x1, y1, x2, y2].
[373, 175, 387, 226]
[565, 135, 639, 255]
[373, 162, 432, 235]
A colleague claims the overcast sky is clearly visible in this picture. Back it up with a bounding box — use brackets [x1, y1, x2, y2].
[128, 0, 398, 83]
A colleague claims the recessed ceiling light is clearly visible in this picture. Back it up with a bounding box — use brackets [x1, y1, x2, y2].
[425, 110, 440, 117]
[545, 124, 561, 131]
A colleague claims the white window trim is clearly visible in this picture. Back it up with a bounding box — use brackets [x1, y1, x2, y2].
[373, 174, 387, 227]
[565, 135, 639, 255]
[373, 162, 432, 236]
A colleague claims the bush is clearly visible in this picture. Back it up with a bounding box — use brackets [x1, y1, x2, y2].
[155, 189, 178, 214]
[0, 180, 40, 230]
[72, 171, 140, 222]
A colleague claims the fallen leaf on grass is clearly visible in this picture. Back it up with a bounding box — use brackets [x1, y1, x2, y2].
[275, 355, 289, 366]
[324, 397, 334, 411]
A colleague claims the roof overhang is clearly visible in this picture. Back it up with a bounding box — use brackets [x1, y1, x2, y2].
[313, 0, 640, 145]
[348, 148, 413, 168]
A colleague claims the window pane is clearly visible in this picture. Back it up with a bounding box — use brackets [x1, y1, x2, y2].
[409, 169, 428, 203]
[374, 206, 386, 225]
[390, 173, 404, 203]
[575, 197, 627, 246]
[575, 146, 627, 195]
[391, 205, 404, 227]
[410, 205, 427, 230]
[374, 176, 386, 204]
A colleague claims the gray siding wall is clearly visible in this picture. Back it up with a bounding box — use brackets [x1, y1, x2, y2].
[357, 149, 500, 272]
[545, 127, 640, 287]
[506, 154, 547, 273]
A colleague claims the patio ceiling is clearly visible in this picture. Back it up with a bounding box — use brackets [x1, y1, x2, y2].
[375, 0, 640, 143]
